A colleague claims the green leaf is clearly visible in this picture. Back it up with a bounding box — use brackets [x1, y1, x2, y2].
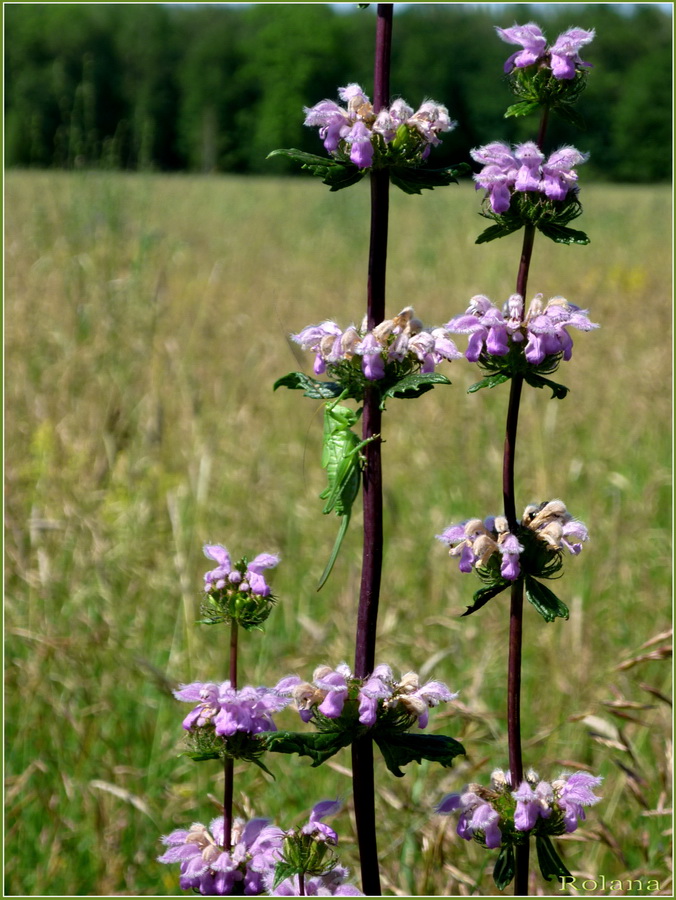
[475, 221, 523, 244]
[535, 834, 572, 882]
[553, 103, 586, 131]
[389, 165, 462, 195]
[523, 371, 569, 399]
[380, 371, 451, 404]
[374, 732, 465, 777]
[272, 862, 299, 891]
[467, 372, 510, 393]
[524, 575, 569, 622]
[267, 149, 365, 191]
[537, 222, 590, 245]
[461, 580, 511, 617]
[504, 99, 541, 119]
[273, 372, 342, 400]
[181, 749, 221, 762]
[493, 843, 516, 890]
[261, 729, 355, 766]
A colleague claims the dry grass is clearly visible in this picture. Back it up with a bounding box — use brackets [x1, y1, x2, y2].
[4, 170, 672, 895]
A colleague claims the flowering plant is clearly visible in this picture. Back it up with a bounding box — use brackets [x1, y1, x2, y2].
[470, 141, 590, 245]
[268, 83, 468, 194]
[496, 23, 595, 124]
[437, 767, 602, 888]
[174, 679, 292, 771]
[446, 292, 598, 397]
[269, 800, 362, 895]
[436, 500, 588, 620]
[262, 663, 464, 778]
[276, 306, 461, 406]
[199, 544, 280, 629]
[158, 815, 285, 895]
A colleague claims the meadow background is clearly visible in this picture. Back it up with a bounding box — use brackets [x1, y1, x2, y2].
[4, 2, 673, 898]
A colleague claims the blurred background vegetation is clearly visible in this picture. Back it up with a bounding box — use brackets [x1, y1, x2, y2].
[5, 2, 673, 896]
[4, 2, 672, 181]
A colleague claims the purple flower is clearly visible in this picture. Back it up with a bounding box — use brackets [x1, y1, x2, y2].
[541, 146, 589, 201]
[549, 28, 596, 80]
[357, 664, 394, 726]
[438, 791, 502, 849]
[512, 779, 553, 831]
[158, 815, 285, 895]
[496, 22, 595, 80]
[303, 85, 453, 168]
[174, 680, 291, 736]
[495, 23, 548, 72]
[203, 544, 234, 591]
[514, 141, 545, 192]
[345, 120, 374, 168]
[245, 553, 280, 598]
[268, 866, 363, 896]
[499, 532, 524, 581]
[394, 671, 458, 729]
[301, 799, 342, 844]
[447, 293, 598, 366]
[356, 331, 386, 381]
[470, 142, 588, 213]
[553, 771, 603, 832]
[314, 665, 351, 719]
[203, 544, 279, 599]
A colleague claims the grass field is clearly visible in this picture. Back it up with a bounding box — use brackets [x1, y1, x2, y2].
[5, 171, 672, 896]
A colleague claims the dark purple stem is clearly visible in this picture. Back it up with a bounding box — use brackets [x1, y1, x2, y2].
[351, 5, 392, 897]
[222, 620, 239, 851]
[505, 109, 550, 897]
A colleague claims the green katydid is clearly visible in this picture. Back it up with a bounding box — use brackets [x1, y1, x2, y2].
[317, 393, 379, 591]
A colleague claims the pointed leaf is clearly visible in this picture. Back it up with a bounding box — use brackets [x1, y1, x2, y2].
[493, 842, 516, 890]
[523, 371, 569, 399]
[553, 103, 586, 131]
[536, 834, 572, 881]
[467, 372, 510, 393]
[272, 862, 300, 891]
[524, 575, 569, 622]
[261, 729, 355, 766]
[504, 99, 541, 119]
[461, 580, 511, 616]
[389, 165, 462, 195]
[273, 372, 342, 399]
[537, 222, 590, 245]
[476, 221, 523, 244]
[182, 749, 221, 762]
[374, 732, 465, 777]
[381, 371, 451, 404]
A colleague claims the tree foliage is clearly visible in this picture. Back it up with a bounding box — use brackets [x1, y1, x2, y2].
[4, 3, 671, 180]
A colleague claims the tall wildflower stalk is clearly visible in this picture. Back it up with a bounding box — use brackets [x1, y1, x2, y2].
[351, 6, 392, 894]
[272, 4, 467, 893]
[437, 21, 602, 895]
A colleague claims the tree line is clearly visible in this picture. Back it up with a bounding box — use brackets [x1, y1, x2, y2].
[5, 3, 671, 181]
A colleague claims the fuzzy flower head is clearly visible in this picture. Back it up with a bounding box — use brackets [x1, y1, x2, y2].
[201, 544, 280, 629]
[304, 84, 455, 169]
[275, 663, 457, 731]
[437, 500, 589, 583]
[470, 142, 589, 214]
[158, 815, 285, 895]
[174, 680, 292, 739]
[496, 22, 595, 80]
[268, 801, 363, 896]
[446, 292, 599, 366]
[292, 306, 462, 385]
[437, 768, 602, 852]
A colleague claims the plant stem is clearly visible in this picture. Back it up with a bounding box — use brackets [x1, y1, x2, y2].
[504, 104, 551, 894]
[351, 6, 392, 896]
[223, 619, 239, 850]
